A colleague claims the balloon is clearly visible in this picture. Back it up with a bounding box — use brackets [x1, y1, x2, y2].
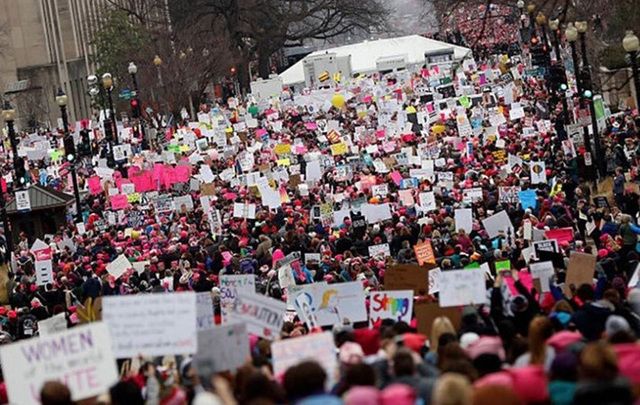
[131, 230, 140, 239]
[331, 93, 346, 109]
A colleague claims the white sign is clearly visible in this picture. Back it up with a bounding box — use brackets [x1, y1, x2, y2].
[529, 261, 555, 292]
[369, 290, 413, 325]
[438, 269, 487, 307]
[271, 332, 338, 386]
[15, 190, 31, 211]
[219, 274, 256, 322]
[35, 260, 53, 286]
[196, 292, 215, 330]
[290, 281, 367, 327]
[482, 210, 515, 239]
[233, 202, 257, 219]
[419, 191, 436, 211]
[368, 243, 391, 259]
[454, 208, 473, 233]
[37, 313, 67, 336]
[106, 254, 131, 280]
[429, 267, 441, 294]
[102, 292, 197, 357]
[530, 161, 547, 184]
[196, 322, 249, 374]
[231, 292, 286, 340]
[0, 322, 118, 404]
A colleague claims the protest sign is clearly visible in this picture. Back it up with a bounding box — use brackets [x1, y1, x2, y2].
[106, 254, 131, 280]
[271, 332, 338, 387]
[428, 267, 441, 294]
[196, 292, 215, 330]
[0, 322, 118, 404]
[195, 322, 249, 374]
[289, 281, 367, 327]
[482, 210, 514, 239]
[519, 189, 537, 210]
[462, 187, 483, 204]
[564, 252, 597, 296]
[545, 227, 574, 245]
[369, 290, 413, 325]
[419, 191, 436, 211]
[368, 243, 391, 259]
[36, 312, 67, 336]
[529, 261, 555, 292]
[127, 210, 145, 228]
[533, 239, 559, 257]
[35, 259, 53, 286]
[415, 302, 462, 336]
[499, 186, 521, 204]
[414, 240, 436, 266]
[530, 161, 547, 184]
[384, 264, 430, 296]
[102, 292, 197, 357]
[219, 274, 256, 322]
[438, 269, 487, 307]
[230, 292, 286, 339]
[454, 208, 473, 233]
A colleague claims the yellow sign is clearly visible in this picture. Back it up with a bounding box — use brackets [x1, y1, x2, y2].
[331, 142, 348, 156]
[274, 143, 291, 155]
[277, 158, 291, 167]
[127, 193, 141, 203]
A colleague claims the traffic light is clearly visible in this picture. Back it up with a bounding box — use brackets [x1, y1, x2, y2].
[80, 129, 91, 157]
[14, 157, 27, 185]
[63, 135, 76, 162]
[130, 98, 141, 118]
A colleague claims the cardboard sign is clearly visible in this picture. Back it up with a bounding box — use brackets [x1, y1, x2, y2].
[414, 240, 436, 265]
[438, 269, 487, 307]
[102, 292, 197, 357]
[564, 252, 597, 296]
[271, 332, 337, 386]
[195, 322, 249, 374]
[0, 322, 118, 404]
[369, 290, 413, 325]
[230, 292, 286, 340]
[219, 274, 256, 322]
[454, 208, 473, 233]
[384, 265, 430, 296]
[415, 301, 462, 336]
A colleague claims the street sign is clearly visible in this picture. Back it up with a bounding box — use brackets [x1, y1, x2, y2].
[118, 89, 132, 100]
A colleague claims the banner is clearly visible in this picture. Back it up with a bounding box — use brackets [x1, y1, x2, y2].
[0, 322, 118, 404]
[102, 292, 197, 357]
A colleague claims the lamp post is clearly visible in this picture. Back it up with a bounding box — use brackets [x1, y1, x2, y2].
[576, 21, 604, 178]
[566, 23, 594, 177]
[88, 74, 115, 168]
[623, 30, 640, 111]
[527, 4, 536, 39]
[0, 103, 14, 259]
[128, 62, 148, 150]
[56, 89, 82, 223]
[102, 73, 118, 145]
[549, 19, 562, 61]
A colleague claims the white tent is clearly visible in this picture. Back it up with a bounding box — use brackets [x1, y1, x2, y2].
[279, 35, 471, 86]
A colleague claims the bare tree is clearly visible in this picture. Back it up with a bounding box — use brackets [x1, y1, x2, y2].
[174, 0, 389, 80]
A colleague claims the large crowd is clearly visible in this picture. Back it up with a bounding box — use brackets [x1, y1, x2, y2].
[1, 28, 640, 405]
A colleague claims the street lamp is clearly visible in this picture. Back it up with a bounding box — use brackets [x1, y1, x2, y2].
[623, 30, 640, 111]
[575, 21, 603, 177]
[565, 23, 594, 174]
[56, 88, 82, 223]
[527, 4, 536, 38]
[128, 61, 148, 150]
[2, 100, 23, 188]
[0, 102, 15, 260]
[102, 72, 119, 145]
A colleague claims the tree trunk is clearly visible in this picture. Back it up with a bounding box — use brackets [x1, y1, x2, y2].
[257, 46, 271, 79]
